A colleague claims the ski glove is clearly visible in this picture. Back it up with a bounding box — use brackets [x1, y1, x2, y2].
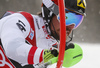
[43, 49, 58, 63]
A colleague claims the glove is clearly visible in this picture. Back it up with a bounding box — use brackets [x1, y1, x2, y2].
[43, 49, 58, 63]
[63, 43, 83, 67]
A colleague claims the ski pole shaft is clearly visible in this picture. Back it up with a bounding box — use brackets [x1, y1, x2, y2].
[35, 57, 58, 68]
[35, 61, 51, 68]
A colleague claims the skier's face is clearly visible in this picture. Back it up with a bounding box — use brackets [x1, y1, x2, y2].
[50, 15, 74, 40]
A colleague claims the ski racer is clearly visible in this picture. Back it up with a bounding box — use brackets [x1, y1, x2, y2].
[0, 0, 86, 68]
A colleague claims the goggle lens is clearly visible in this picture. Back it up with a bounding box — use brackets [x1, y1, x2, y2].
[57, 9, 84, 29]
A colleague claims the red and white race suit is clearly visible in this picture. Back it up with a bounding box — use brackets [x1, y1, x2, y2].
[0, 12, 58, 66]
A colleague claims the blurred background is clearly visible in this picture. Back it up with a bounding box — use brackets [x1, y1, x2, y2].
[0, 0, 100, 68]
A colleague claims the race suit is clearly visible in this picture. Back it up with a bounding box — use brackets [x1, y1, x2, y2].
[0, 11, 58, 67]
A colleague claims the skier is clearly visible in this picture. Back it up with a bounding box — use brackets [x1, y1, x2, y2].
[0, 0, 86, 68]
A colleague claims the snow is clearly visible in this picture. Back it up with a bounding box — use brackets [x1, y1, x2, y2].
[47, 43, 100, 68]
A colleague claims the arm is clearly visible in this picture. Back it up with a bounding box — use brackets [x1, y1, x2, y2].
[0, 14, 44, 66]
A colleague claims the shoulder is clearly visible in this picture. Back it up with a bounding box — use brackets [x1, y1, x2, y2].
[0, 12, 38, 27]
[0, 12, 31, 36]
[0, 12, 28, 23]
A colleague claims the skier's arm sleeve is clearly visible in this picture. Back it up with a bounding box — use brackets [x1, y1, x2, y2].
[0, 15, 44, 65]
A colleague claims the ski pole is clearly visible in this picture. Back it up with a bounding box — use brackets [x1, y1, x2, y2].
[35, 57, 58, 68]
[35, 61, 51, 68]
[56, 0, 66, 67]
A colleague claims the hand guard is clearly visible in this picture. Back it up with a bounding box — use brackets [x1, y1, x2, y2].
[63, 43, 83, 67]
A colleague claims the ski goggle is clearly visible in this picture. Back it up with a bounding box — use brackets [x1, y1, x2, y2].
[57, 9, 84, 29]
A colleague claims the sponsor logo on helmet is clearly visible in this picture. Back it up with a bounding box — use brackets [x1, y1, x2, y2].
[77, 0, 86, 9]
[50, 5, 55, 11]
[48, 3, 59, 15]
[78, 9, 83, 14]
